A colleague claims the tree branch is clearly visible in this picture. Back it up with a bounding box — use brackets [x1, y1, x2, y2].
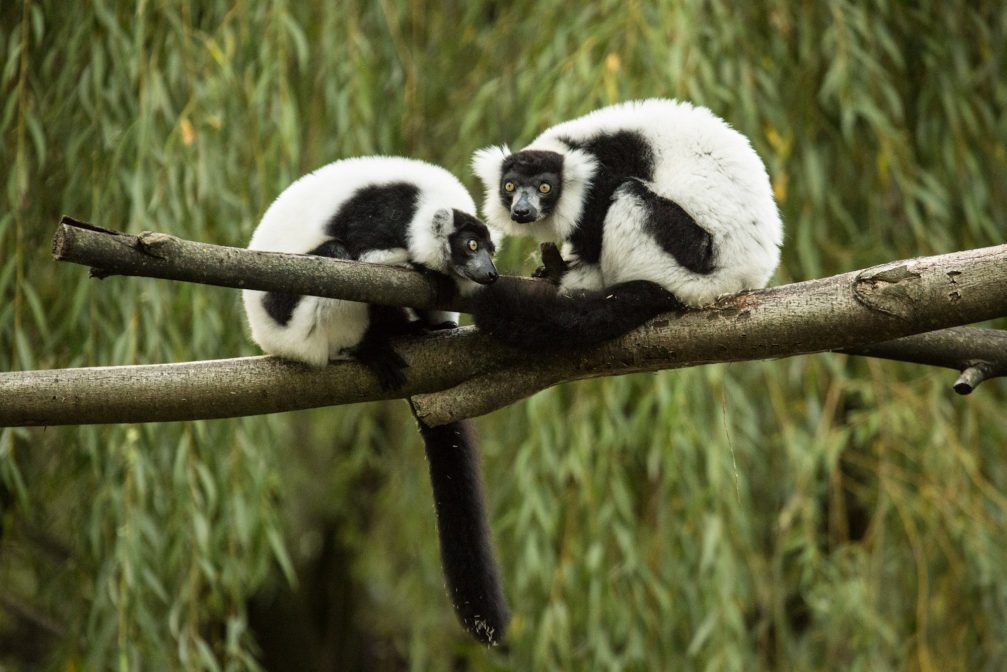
[840, 326, 1007, 394]
[52, 216, 543, 313]
[0, 594, 65, 640]
[4, 240, 1005, 427]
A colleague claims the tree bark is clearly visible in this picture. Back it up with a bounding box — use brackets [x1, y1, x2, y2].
[2, 239, 1004, 428]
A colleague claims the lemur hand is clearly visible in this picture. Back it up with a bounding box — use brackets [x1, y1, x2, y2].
[532, 242, 568, 285]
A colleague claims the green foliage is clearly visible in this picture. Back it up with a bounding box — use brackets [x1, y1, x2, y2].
[2, 1, 1006, 670]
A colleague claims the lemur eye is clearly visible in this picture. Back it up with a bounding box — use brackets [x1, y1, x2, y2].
[504, 182, 515, 193]
[467, 239, 479, 252]
[538, 183, 551, 194]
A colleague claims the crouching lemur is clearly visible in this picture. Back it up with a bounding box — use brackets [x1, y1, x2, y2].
[244, 157, 510, 646]
[471, 98, 784, 349]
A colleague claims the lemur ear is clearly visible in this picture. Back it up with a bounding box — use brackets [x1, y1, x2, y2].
[471, 145, 511, 186]
[431, 208, 453, 235]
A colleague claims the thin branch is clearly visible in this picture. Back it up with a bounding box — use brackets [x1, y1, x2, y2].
[5, 243, 1007, 427]
[840, 326, 1007, 394]
[954, 363, 998, 395]
[52, 216, 543, 313]
[0, 594, 65, 639]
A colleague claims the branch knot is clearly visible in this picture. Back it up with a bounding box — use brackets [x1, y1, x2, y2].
[853, 261, 923, 319]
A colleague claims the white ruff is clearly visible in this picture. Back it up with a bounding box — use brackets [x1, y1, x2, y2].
[525, 142, 598, 243]
[471, 145, 522, 238]
[472, 142, 598, 244]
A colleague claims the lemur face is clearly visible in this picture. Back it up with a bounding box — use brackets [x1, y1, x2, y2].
[448, 210, 498, 284]
[499, 150, 564, 224]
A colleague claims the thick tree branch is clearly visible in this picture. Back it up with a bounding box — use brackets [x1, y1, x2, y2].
[411, 244, 1007, 424]
[4, 242, 1006, 427]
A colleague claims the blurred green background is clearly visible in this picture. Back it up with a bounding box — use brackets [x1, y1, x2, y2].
[2, 1, 1006, 670]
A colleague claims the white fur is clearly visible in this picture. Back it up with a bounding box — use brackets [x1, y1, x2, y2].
[471, 146, 525, 236]
[555, 241, 604, 293]
[243, 156, 475, 366]
[474, 98, 784, 306]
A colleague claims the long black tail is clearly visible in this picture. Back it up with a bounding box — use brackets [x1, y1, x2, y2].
[412, 410, 510, 646]
[472, 276, 682, 350]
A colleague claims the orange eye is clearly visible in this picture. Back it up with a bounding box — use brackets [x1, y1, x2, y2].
[538, 183, 551, 194]
[504, 182, 515, 193]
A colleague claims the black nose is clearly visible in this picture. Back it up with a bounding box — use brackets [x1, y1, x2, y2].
[487, 270, 499, 283]
[512, 206, 531, 218]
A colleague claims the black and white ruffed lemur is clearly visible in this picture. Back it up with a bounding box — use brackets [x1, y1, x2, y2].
[243, 157, 510, 646]
[470, 98, 784, 349]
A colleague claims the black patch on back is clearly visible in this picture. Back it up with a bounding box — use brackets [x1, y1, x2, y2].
[261, 239, 352, 326]
[559, 131, 655, 264]
[307, 239, 351, 259]
[325, 182, 420, 259]
[622, 180, 715, 274]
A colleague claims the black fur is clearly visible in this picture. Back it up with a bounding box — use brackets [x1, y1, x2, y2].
[325, 182, 419, 258]
[621, 179, 716, 274]
[261, 239, 352, 326]
[559, 131, 655, 264]
[413, 413, 510, 646]
[473, 276, 682, 350]
[500, 150, 564, 180]
[357, 260, 511, 646]
[354, 304, 415, 391]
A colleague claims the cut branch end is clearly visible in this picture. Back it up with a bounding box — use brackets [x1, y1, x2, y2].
[954, 362, 996, 395]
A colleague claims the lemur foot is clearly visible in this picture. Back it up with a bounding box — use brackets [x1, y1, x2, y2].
[356, 343, 409, 391]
